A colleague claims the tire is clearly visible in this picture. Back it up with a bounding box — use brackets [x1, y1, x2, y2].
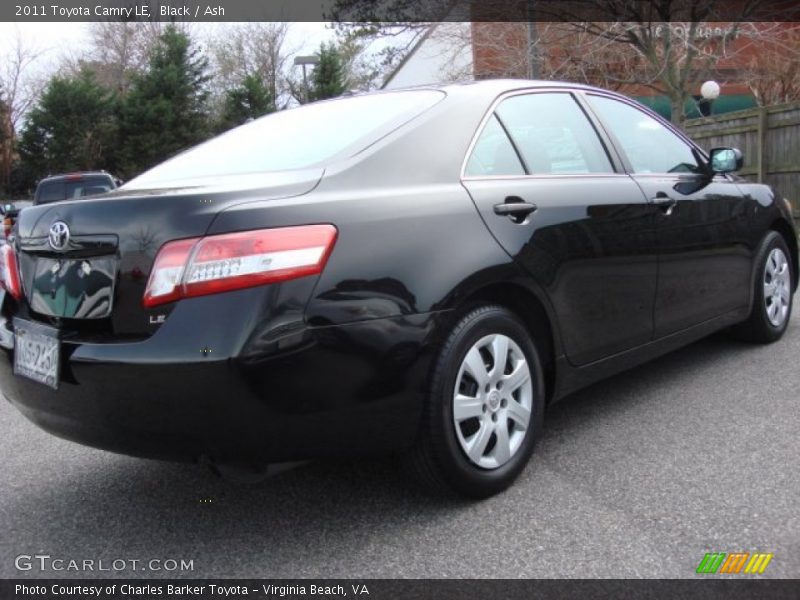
[405, 305, 545, 498]
[731, 231, 794, 343]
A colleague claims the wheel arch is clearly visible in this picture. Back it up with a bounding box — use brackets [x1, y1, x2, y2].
[771, 218, 799, 292]
[454, 281, 559, 403]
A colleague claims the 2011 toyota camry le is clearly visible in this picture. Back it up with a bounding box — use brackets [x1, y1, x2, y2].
[0, 80, 796, 498]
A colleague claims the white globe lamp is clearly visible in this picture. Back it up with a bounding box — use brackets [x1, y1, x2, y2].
[699, 80, 720, 117]
[700, 80, 721, 101]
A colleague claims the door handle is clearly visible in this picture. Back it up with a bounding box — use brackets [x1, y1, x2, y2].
[652, 192, 677, 216]
[493, 197, 538, 223]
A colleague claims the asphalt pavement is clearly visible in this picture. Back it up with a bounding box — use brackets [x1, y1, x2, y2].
[1, 309, 798, 579]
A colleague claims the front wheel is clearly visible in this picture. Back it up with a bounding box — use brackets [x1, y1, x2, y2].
[405, 305, 545, 498]
[731, 231, 794, 343]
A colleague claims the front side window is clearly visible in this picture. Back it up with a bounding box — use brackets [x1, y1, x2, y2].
[495, 93, 614, 175]
[587, 95, 702, 174]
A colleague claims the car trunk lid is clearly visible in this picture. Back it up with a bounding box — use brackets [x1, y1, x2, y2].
[12, 169, 323, 337]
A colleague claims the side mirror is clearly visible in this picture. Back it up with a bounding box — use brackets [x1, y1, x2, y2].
[709, 147, 744, 174]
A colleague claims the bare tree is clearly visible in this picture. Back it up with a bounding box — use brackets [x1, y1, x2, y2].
[335, 31, 395, 91]
[332, 21, 435, 88]
[442, 19, 797, 125]
[432, 22, 641, 89]
[396, 22, 476, 83]
[467, 19, 742, 125]
[0, 30, 45, 191]
[60, 21, 195, 93]
[83, 21, 152, 92]
[741, 24, 800, 107]
[133, 225, 159, 254]
[520, 0, 799, 125]
[210, 22, 295, 108]
[336, 1, 798, 124]
[563, 22, 740, 125]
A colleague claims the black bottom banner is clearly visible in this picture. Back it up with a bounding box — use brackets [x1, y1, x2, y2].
[2, 579, 799, 600]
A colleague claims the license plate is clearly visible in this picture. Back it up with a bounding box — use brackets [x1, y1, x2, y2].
[13, 319, 60, 389]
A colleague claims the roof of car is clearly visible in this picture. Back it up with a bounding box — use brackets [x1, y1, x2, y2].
[391, 78, 610, 96]
[38, 171, 114, 183]
[355, 79, 627, 113]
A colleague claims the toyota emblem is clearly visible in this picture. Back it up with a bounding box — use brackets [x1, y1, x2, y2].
[48, 221, 70, 251]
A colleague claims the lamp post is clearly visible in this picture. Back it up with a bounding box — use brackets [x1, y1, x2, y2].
[294, 55, 320, 103]
[700, 80, 721, 116]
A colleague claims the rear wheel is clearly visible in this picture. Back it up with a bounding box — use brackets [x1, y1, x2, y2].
[405, 305, 544, 498]
[731, 232, 794, 343]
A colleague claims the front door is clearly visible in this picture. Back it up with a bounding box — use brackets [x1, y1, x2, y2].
[584, 94, 753, 338]
[462, 91, 659, 366]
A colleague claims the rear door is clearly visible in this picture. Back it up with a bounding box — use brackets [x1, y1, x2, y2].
[584, 94, 753, 338]
[462, 90, 658, 366]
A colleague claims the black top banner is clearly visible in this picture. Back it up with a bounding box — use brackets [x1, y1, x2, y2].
[3, 0, 800, 22]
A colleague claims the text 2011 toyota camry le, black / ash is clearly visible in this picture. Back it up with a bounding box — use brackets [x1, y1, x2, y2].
[0, 80, 796, 498]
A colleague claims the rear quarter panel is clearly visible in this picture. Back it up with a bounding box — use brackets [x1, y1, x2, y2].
[207, 88, 516, 326]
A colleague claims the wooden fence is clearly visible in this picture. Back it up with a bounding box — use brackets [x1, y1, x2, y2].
[683, 103, 800, 223]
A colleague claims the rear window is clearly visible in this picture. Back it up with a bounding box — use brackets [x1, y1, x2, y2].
[36, 178, 114, 204]
[124, 90, 445, 189]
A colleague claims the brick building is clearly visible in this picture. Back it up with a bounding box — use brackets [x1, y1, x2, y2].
[385, 20, 800, 120]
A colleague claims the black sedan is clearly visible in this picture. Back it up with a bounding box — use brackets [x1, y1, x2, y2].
[0, 80, 795, 498]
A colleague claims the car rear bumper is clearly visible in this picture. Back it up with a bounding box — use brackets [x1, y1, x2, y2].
[0, 310, 445, 464]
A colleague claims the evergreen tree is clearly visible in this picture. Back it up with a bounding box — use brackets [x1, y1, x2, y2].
[217, 74, 274, 132]
[309, 43, 347, 102]
[17, 68, 119, 179]
[119, 25, 210, 178]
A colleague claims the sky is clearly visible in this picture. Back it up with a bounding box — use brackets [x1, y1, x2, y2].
[0, 21, 336, 81]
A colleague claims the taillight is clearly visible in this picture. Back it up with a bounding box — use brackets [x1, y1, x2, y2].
[0, 244, 22, 300]
[143, 225, 337, 308]
[142, 238, 196, 307]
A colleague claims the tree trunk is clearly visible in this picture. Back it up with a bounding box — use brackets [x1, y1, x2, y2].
[669, 94, 686, 128]
[0, 116, 13, 192]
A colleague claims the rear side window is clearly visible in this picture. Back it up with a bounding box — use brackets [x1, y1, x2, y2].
[495, 93, 614, 175]
[36, 178, 113, 204]
[77, 180, 113, 197]
[465, 115, 524, 177]
[36, 182, 66, 204]
[125, 90, 445, 188]
[587, 95, 702, 174]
